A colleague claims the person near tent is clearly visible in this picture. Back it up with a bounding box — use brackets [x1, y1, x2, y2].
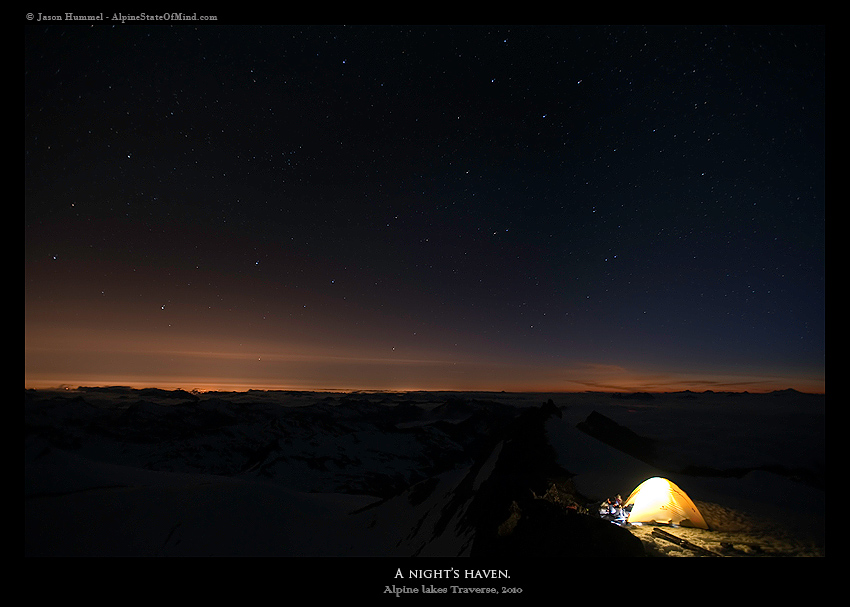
[599, 495, 626, 521]
[613, 495, 625, 520]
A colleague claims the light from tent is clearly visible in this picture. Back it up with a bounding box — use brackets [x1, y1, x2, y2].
[624, 476, 709, 529]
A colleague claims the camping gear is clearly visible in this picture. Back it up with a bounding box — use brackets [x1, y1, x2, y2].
[623, 477, 708, 529]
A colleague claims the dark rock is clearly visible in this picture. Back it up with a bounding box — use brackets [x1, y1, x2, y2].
[468, 402, 644, 557]
[576, 410, 657, 463]
[489, 498, 644, 557]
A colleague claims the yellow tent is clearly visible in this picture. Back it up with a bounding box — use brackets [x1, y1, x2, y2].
[624, 477, 709, 529]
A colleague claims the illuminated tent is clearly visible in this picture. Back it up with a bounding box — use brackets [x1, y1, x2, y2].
[623, 477, 709, 529]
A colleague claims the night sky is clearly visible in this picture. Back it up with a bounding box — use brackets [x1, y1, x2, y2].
[25, 23, 825, 393]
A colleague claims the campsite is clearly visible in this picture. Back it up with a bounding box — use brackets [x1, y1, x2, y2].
[600, 477, 708, 529]
[25, 387, 824, 560]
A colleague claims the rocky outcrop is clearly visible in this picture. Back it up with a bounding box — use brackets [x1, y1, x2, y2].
[576, 410, 657, 463]
[467, 400, 644, 557]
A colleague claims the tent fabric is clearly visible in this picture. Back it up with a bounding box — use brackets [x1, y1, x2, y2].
[624, 477, 709, 529]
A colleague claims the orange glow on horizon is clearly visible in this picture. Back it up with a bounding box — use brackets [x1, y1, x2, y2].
[25, 325, 825, 395]
[24, 372, 825, 395]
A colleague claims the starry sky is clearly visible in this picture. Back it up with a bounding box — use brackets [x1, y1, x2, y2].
[24, 24, 825, 393]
